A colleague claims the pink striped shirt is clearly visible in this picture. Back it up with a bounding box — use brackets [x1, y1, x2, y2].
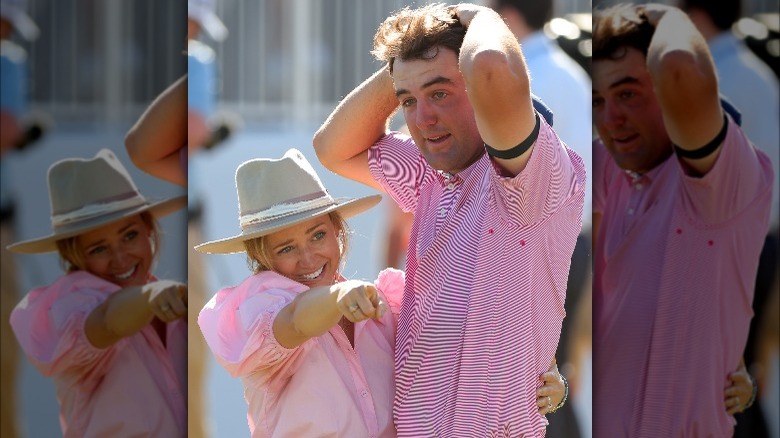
[9, 271, 187, 438]
[593, 114, 773, 436]
[368, 116, 585, 437]
[198, 268, 405, 438]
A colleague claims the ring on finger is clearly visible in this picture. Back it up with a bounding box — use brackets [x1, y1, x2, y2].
[161, 304, 172, 313]
[547, 396, 552, 408]
[348, 304, 359, 313]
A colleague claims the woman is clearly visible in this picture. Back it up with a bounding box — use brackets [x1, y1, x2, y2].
[7, 149, 188, 437]
[196, 149, 567, 437]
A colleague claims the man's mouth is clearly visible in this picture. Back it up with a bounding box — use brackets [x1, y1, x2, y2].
[426, 133, 450, 144]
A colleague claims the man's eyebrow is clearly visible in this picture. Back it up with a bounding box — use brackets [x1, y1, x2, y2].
[395, 76, 454, 98]
[608, 76, 640, 89]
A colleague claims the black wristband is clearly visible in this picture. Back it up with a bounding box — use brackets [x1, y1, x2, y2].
[673, 113, 728, 160]
[485, 112, 540, 160]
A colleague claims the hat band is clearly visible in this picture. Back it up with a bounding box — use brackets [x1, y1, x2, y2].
[240, 195, 335, 231]
[51, 196, 148, 229]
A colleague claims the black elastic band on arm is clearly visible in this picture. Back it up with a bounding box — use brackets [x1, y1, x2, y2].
[673, 113, 728, 160]
[485, 112, 540, 160]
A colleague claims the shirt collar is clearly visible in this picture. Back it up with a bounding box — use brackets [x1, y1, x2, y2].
[621, 153, 673, 187]
[434, 154, 483, 187]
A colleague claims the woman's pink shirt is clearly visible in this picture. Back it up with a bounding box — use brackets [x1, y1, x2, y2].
[10, 271, 187, 437]
[198, 268, 405, 437]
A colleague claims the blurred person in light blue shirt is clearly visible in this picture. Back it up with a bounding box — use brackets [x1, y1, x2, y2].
[187, 2, 228, 436]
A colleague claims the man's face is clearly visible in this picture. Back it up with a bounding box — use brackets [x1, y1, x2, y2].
[592, 47, 672, 173]
[392, 47, 484, 174]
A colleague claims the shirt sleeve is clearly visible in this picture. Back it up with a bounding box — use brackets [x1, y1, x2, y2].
[9, 286, 122, 384]
[678, 114, 774, 225]
[374, 268, 405, 322]
[198, 287, 312, 383]
[491, 116, 585, 227]
[368, 132, 435, 214]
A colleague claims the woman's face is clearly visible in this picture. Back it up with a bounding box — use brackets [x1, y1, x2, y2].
[264, 215, 342, 288]
[76, 215, 154, 288]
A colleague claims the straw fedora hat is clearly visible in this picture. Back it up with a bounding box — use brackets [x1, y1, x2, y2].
[195, 148, 382, 254]
[6, 148, 186, 254]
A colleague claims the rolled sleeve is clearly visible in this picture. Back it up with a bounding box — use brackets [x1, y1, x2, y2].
[199, 282, 312, 384]
[368, 132, 434, 214]
[678, 115, 774, 225]
[10, 287, 120, 385]
[492, 117, 584, 227]
[374, 267, 405, 321]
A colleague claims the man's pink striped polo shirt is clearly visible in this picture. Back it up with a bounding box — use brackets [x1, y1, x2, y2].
[593, 114, 773, 437]
[368, 116, 585, 437]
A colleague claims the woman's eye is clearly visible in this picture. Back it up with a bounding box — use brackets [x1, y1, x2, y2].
[124, 230, 139, 241]
[88, 246, 106, 256]
[313, 231, 326, 241]
[277, 246, 293, 255]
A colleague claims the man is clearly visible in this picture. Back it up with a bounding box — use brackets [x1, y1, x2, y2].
[591, 4, 773, 436]
[314, 3, 585, 436]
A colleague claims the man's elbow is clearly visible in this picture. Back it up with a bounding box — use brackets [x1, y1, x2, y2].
[123, 129, 145, 166]
[312, 128, 338, 171]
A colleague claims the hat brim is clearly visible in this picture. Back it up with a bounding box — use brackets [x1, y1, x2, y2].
[6, 196, 187, 254]
[195, 194, 382, 255]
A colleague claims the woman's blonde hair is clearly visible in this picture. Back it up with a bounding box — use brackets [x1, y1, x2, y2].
[244, 211, 350, 275]
[55, 211, 160, 273]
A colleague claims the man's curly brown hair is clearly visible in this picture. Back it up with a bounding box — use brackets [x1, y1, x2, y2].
[592, 3, 656, 62]
[372, 3, 466, 74]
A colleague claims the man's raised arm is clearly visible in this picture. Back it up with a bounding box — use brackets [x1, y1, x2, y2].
[455, 4, 536, 176]
[313, 66, 398, 190]
[644, 4, 722, 175]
